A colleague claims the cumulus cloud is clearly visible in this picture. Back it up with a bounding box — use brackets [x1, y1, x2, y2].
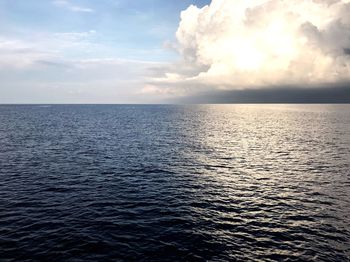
[151, 0, 350, 93]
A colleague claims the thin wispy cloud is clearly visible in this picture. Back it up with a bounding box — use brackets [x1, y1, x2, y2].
[0, 29, 164, 103]
[0, 0, 210, 103]
[0, 30, 99, 69]
[52, 0, 95, 13]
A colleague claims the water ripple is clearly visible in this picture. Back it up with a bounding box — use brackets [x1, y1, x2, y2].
[0, 104, 349, 261]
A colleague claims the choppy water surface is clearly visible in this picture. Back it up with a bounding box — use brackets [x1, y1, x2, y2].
[0, 104, 349, 261]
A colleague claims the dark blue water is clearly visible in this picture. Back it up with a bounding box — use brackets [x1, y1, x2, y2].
[0, 104, 349, 261]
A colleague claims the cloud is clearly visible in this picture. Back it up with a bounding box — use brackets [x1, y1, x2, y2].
[170, 83, 350, 104]
[53, 0, 94, 13]
[0, 31, 97, 69]
[151, 0, 350, 95]
[0, 33, 167, 103]
[0, 55, 159, 103]
[0, 38, 56, 69]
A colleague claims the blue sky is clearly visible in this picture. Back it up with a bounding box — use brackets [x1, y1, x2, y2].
[0, 0, 209, 60]
[0, 0, 209, 103]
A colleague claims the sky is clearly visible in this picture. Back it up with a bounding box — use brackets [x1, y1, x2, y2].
[1, 0, 350, 103]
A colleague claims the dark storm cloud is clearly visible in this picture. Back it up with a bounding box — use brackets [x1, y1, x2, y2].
[170, 83, 350, 104]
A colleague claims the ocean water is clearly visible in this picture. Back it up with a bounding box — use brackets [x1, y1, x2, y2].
[0, 104, 349, 262]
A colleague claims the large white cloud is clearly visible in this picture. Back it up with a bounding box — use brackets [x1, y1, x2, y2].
[151, 0, 350, 92]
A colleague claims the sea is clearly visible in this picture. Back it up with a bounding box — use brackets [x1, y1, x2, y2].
[0, 104, 349, 261]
